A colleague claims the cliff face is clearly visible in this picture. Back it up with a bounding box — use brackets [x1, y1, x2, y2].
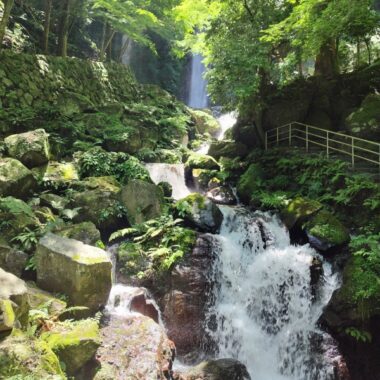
[233, 62, 380, 148]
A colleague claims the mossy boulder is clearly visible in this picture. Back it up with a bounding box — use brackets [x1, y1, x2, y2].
[0, 268, 29, 332]
[74, 176, 121, 193]
[322, 254, 380, 331]
[42, 319, 100, 376]
[346, 94, 380, 140]
[120, 180, 164, 225]
[304, 209, 350, 251]
[0, 332, 66, 379]
[4, 129, 50, 168]
[0, 244, 28, 277]
[189, 109, 221, 137]
[280, 197, 323, 230]
[175, 193, 223, 233]
[0, 197, 38, 244]
[42, 161, 78, 183]
[55, 222, 101, 245]
[185, 152, 220, 170]
[236, 163, 265, 204]
[36, 233, 112, 311]
[0, 158, 37, 198]
[56, 91, 95, 117]
[40, 193, 69, 211]
[26, 284, 67, 316]
[208, 140, 248, 159]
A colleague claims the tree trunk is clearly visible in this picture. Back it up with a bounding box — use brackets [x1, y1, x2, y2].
[100, 23, 115, 62]
[364, 38, 372, 65]
[42, 0, 52, 54]
[356, 39, 361, 68]
[314, 39, 339, 77]
[0, 0, 14, 52]
[57, 0, 71, 57]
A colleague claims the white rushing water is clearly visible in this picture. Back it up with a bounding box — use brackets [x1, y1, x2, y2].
[188, 54, 209, 109]
[145, 163, 191, 200]
[205, 206, 340, 380]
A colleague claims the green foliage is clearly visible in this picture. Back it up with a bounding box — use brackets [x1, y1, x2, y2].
[345, 327, 372, 343]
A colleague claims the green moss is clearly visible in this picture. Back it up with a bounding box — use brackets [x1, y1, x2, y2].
[281, 197, 322, 229]
[236, 163, 265, 204]
[304, 209, 350, 246]
[0, 299, 16, 330]
[186, 153, 220, 170]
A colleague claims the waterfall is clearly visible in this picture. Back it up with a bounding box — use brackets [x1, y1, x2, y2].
[204, 206, 341, 380]
[145, 163, 191, 200]
[188, 54, 209, 109]
[121, 35, 133, 65]
[216, 112, 237, 141]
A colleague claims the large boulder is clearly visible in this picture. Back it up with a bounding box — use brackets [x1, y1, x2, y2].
[178, 359, 251, 380]
[346, 94, 380, 140]
[208, 140, 248, 160]
[0, 244, 28, 277]
[175, 194, 223, 233]
[0, 268, 29, 332]
[42, 319, 101, 376]
[236, 163, 265, 204]
[0, 158, 37, 198]
[162, 235, 215, 359]
[36, 233, 112, 311]
[304, 209, 350, 251]
[95, 315, 175, 380]
[42, 161, 79, 188]
[0, 332, 66, 379]
[186, 152, 220, 170]
[55, 222, 101, 245]
[280, 197, 323, 230]
[189, 109, 221, 137]
[207, 186, 237, 205]
[120, 180, 164, 225]
[4, 129, 50, 168]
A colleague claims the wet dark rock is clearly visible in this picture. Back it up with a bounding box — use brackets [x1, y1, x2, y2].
[161, 234, 216, 361]
[130, 289, 160, 324]
[175, 358, 251, 380]
[207, 186, 237, 205]
[310, 256, 323, 300]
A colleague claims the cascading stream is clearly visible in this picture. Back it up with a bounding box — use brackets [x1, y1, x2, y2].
[204, 206, 341, 380]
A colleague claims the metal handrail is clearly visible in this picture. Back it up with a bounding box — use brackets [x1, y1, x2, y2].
[265, 122, 380, 172]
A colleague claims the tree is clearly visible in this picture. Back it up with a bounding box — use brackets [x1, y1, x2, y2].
[57, 0, 72, 57]
[0, 0, 15, 52]
[42, 0, 52, 54]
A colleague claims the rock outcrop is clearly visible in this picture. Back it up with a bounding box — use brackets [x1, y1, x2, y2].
[4, 129, 50, 168]
[36, 233, 112, 311]
[0, 244, 28, 277]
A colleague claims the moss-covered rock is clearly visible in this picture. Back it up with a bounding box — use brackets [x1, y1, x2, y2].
[185, 152, 220, 170]
[75, 176, 121, 194]
[40, 161, 79, 190]
[189, 109, 221, 137]
[0, 158, 37, 198]
[4, 129, 50, 168]
[304, 209, 350, 251]
[36, 233, 112, 311]
[280, 197, 323, 230]
[55, 222, 101, 245]
[0, 244, 28, 277]
[0, 332, 66, 379]
[40, 193, 69, 211]
[26, 284, 67, 316]
[0, 196, 38, 244]
[42, 319, 100, 376]
[0, 268, 29, 332]
[208, 140, 248, 159]
[192, 168, 217, 192]
[175, 193, 223, 233]
[236, 163, 265, 204]
[346, 94, 380, 140]
[120, 180, 164, 225]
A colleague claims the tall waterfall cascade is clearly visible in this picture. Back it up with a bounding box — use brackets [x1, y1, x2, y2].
[204, 206, 341, 380]
[188, 54, 209, 109]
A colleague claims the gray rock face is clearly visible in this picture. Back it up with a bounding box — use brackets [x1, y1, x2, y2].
[0, 158, 37, 198]
[0, 268, 29, 332]
[55, 222, 101, 245]
[36, 233, 112, 311]
[120, 180, 164, 225]
[5, 129, 50, 168]
[178, 358, 251, 380]
[0, 244, 28, 277]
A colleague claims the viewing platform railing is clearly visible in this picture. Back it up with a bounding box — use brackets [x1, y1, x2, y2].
[265, 122, 380, 174]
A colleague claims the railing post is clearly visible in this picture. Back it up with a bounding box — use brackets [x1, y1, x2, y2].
[351, 137, 355, 168]
[265, 132, 268, 151]
[306, 125, 309, 152]
[326, 130, 329, 158]
[276, 128, 279, 146]
[289, 123, 292, 146]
